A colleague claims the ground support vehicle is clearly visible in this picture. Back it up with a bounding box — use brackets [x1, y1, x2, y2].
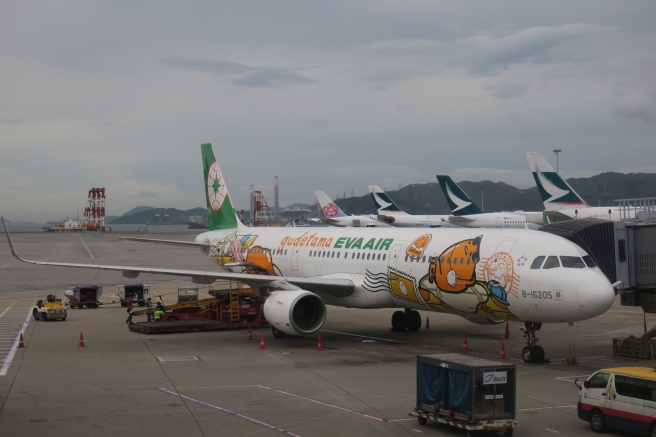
[115, 284, 150, 307]
[32, 295, 67, 321]
[65, 286, 103, 308]
[410, 354, 518, 437]
[577, 367, 656, 436]
[127, 291, 267, 334]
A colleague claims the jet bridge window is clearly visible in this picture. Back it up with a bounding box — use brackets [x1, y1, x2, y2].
[542, 256, 560, 269]
[560, 256, 586, 269]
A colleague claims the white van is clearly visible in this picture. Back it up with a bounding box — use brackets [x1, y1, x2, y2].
[577, 367, 656, 436]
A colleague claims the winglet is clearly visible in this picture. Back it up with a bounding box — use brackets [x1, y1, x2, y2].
[2, 217, 32, 264]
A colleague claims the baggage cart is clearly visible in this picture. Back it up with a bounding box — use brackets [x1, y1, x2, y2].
[410, 353, 518, 436]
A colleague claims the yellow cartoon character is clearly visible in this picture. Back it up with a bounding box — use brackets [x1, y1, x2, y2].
[428, 236, 482, 293]
[406, 234, 432, 259]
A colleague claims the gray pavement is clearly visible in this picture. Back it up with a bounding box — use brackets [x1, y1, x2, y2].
[0, 232, 650, 436]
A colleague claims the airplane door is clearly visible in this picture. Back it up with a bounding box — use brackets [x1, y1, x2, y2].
[291, 248, 299, 271]
[388, 244, 403, 270]
[495, 217, 502, 227]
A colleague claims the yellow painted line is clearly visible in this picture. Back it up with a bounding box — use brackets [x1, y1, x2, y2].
[79, 234, 94, 259]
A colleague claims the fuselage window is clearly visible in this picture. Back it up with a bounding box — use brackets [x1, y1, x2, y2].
[561, 256, 585, 268]
[332, 252, 335, 258]
[377, 253, 381, 261]
[422, 256, 426, 263]
[530, 256, 545, 269]
[447, 257, 451, 264]
[366, 253, 370, 260]
[405, 254, 409, 262]
[352, 253, 355, 259]
[357, 253, 361, 260]
[583, 255, 597, 268]
[543, 256, 560, 269]
[460, 257, 464, 265]
[383, 254, 386, 261]
[284, 250, 287, 256]
[337, 252, 340, 259]
[466, 258, 470, 265]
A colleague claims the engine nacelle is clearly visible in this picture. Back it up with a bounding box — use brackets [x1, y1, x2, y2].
[263, 290, 326, 336]
[461, 316, 505, 325]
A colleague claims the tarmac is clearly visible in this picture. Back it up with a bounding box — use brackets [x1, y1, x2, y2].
[0, 231, 651, 436]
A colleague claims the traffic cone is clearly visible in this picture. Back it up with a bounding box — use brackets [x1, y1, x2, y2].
[247, 326, 253, 341]
[259, 334, 267, 350]
[18, 332, 25, 348]
[462, 336, 469, 353]
[504, 321, 511, 340]
[499, 342, 506, 360]
[78, 332, 86, 348]
[316, 335, 324, 351]
[425, 317, 430, 330]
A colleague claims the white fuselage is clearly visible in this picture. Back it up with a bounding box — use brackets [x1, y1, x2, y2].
[195, 226, 615, 324]
[447, 212, 541, 229]
[546, 205, 635, 221]
[382, 214, 446, 228]
[320, 215, 391, 227]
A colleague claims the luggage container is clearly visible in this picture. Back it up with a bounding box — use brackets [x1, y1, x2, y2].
[177, 287, 199, 303]
[115, 284, 150, 306]
[410, 353, 518, 436]
[65, 286, 103, 308]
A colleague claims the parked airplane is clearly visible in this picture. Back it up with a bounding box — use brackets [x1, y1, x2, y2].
[2, 144, 618, 363]
[368, 185, 446, 227]
[435, 175, 543, 228]
[314, 190, 390, 227]
[526, 152, 635, 222]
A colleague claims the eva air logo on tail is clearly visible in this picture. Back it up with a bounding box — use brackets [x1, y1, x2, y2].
[207, 161, 227, 212]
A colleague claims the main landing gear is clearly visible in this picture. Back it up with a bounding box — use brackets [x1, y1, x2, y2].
[521, 322, 548, 364]
[391, 309, 422, 332]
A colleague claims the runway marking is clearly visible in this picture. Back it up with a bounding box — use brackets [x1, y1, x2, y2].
[517, 405, 576, 411]
[545, 429, 560, 433]
[157, 388, 302, 436]
[79, 234, 94, 259]
[319, 330, 406, 344]
[162, 384, 418, 422]
[0, 309, 32, 376]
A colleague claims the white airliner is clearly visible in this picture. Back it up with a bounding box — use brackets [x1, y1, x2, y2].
[313, 191, 389, 227]
[526, 152, 635, 222]
[368, 185, 446, 227]
[435, 175, 543, 228]
[2, 144, 618, 363]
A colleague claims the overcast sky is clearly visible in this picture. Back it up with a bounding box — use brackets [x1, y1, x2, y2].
[2, 1, 656, 223]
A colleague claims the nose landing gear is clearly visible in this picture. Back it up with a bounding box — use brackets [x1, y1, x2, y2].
[521, 322, 549, 363]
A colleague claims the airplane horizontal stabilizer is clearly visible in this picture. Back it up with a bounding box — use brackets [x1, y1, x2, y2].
[377, 215, 395, 224]
[448, 216, 475, 225]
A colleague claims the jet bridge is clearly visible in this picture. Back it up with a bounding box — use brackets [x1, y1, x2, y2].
[538, 198, 656, 313]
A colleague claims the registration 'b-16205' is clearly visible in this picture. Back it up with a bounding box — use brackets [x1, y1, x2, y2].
[2, 144, 618, 363]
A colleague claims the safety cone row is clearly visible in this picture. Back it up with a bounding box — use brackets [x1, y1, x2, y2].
[461, 336, 469, 353]
[504, 321, 511, 340]
[425, 317, 430, 330]
[499, 342, 506, 360]
[78, 332, 86, 348]
[18, 332, 25, 348]
[247, 326, 253, 341]
[316, 335, 324, 352]
[259, 334, 267, 350]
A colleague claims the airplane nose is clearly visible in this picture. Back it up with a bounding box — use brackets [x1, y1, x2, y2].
[576, 273, 616, 320]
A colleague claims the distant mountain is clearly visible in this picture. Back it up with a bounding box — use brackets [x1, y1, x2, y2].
[331, 172, 656, 215]
[122, 206, 155, 216]
[108, 207, 207, 224]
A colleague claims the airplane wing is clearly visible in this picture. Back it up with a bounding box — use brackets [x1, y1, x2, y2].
[119, 237, 209, 249]
[447, 216, 475, 226]
[543, 210, 576, 223]
[2, 218, 354, 298]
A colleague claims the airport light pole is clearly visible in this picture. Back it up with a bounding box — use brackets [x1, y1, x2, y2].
[553, 149, 562, 173]
[479, 186, 485, 212]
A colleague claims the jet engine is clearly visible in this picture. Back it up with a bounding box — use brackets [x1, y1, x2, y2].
[461, 316, 505, 325]
[263, 290, 326, 336]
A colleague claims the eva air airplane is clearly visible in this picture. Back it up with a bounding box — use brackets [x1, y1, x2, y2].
[2, 144, 617, 363]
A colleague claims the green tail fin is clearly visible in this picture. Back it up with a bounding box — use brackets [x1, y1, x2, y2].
[201, 143, 239, 231]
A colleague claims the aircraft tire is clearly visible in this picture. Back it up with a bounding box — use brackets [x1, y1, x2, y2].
[521, 346, 535, 363]
[408, 311, 422, 332]
[535, 346, 545, 361]
[272, 327, 287, 339]
[391, 311, 407, 332]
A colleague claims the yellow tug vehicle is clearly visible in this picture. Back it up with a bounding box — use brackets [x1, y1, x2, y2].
[32, 294, 67, 321]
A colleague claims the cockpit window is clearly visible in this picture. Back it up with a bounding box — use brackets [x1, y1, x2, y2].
[583, 255, 597, 268]
[530, 256, 545, 269]
[560, 256, 586, 269]
[543, 256, 560, 269]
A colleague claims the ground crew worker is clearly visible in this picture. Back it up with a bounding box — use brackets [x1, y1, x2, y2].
[145, 298, 153, 322]
[153, 309, 165, 321]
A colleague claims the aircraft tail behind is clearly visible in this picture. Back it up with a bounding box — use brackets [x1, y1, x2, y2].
[525, 152, 587, 210]
[435, 176, 483, 215]
[201, 143, 242, 231]
[368, 186, 407, 215]
[314, 191, 348, 218]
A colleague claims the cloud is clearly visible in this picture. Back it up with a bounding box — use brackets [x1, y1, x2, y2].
[360, 38, 446, 51]
[161, 56, 317, 87]
[486, 81, 529, 99]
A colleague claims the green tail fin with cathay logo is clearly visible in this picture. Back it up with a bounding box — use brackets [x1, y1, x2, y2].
[201, 143, 241, 231]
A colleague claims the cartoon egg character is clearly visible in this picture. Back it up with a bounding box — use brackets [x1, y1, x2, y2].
[428, 236, 482, 293]
[406, 234, 432, 259]
[246, 246, 276, 276]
